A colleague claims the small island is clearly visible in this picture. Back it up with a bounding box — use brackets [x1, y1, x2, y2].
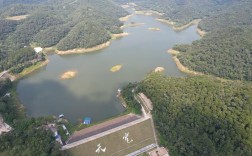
[60, 70, 77, 79]
[121, 22, 145, 29]
[110, 65, 122, 72]
[148, 27, 161, 31]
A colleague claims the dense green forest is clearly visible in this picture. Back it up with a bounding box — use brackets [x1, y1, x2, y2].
[114, 0, 252, 31]
[174, 27, 252, 81]
[0, 0, 47, 8]
[0, 79, 60, 156]
[0, 0, 127, 50]
[131, 73, 252, 156]
[0, 0, 127, 72]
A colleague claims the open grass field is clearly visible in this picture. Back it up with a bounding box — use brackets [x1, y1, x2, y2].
[63, 119, 155, 156]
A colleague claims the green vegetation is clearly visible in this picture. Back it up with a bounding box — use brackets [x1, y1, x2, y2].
[115, 0, 252, 31]
[0, 0, 47, 8]
[175, 27, 252, 81]
[0, 47, 44, 73]
[121, 83, 142, 115]
[0, 0, 127, 73]
[0, 0, 127, 50]
[57, 21, 110, 51]
[135, 73, 252, 156]
[0, 79, 60, 156]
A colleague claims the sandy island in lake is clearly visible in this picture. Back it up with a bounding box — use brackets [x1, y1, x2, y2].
[6, 14, 29, 20]
[154, 67, 165, 72]
[110, 65, 122, 72]
[60, 70, 77, 79]
[148, 27, 161, 31]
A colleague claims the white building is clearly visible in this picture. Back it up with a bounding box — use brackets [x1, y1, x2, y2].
[34, 47, 43, 53]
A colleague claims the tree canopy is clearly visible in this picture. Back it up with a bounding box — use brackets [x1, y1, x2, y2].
[133, 73, 252, 156]
[175, 27, 252, 81]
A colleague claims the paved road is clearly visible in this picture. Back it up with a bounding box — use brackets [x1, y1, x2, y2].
[126, 143, 157, 156]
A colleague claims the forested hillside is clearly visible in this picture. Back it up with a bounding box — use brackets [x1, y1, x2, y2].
[174, 27, 252, 81]
[135, 73, 252, 156]
[0, 0, 47, 8]
[0, 0, 127, 73]
[115, 0, 252, 31]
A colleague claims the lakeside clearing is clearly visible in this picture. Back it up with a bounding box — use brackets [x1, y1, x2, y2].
[6, 14, 29, 20]
[56, 41, 111, 55]
[60, 70, 77, 80]
[148, 27, 161, 31]
[110, 65, 122, 72]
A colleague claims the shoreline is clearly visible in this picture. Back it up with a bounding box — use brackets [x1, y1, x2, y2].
[16, 58, 49, 80]
[120, 22, 145, 29]
[56, 41, 111, 55]
[157, 18, 207, 37]
[157, 19, 202, 31]
[119, 14, 133, 22]
[133, 8, 207, 36]
[167, 49, 203, 75]
[111, 32, 129, 39]
[196, 28, 207, 37]
[168, 49, 232, 82]
[135, 10, 164, 16]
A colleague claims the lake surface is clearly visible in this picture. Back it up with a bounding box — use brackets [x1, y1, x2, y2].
[17, 11, 200, 123]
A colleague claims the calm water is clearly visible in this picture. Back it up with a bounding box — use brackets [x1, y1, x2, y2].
[17, 12, 200, 123]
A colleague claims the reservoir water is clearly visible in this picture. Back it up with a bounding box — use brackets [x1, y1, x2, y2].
[17, 12, 200, 123]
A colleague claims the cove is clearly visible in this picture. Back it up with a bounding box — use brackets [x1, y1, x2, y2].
[17, 12, 200, 123]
